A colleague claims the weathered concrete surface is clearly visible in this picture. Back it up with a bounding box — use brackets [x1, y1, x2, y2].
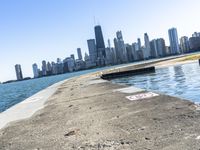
[1, 73, 200, 150]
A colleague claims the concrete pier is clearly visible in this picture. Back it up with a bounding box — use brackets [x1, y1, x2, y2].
[1, 69, 200, 149]
[101, 66, 155, 80]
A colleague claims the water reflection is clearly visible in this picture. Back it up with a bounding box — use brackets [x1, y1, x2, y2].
[173, 66, 186, 95]
[112, 62, 200, 102]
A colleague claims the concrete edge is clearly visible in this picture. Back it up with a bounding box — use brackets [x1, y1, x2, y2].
[0, 78, 70, 130]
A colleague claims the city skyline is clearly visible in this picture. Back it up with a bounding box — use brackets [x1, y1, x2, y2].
[11, 24, 200, 83]
[1, 0, 200, 81]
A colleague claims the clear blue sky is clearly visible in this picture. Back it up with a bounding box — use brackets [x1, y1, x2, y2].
[0, 0, 200, 82]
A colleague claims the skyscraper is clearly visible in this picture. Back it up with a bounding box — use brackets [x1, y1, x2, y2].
[144, 33, 151, 59]
[114, 38, 120, 63]
[150, 38, 166, 58]
[94, 25, 106, 58]
[168, 28, 180, 54]
[56, 58, 63, 74]
[156, 38, 166, 57]
[150, 39, 158, 58]
[46, 62, 52, 75]
[180, 36, 190, 53]
[15, 64, 23, 80]
[137, 38, 142, 50]
[51, 62, 57, 75]
[42, 60, 47, 76]
[63, 57, 75, 72]
[87, 39, 97, 65]
[32, 63, 39, 78]
[114, 31, 128, 63]
[132, 43, 139, 61]
[105, 39, 117, 65]
[126, 44, 134, 62]
[77, 48, 83, 60]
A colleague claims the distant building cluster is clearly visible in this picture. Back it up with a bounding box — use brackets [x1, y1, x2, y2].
[15, 26, 200, 80]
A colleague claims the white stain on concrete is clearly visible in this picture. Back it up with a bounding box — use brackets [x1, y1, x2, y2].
[126, 92, 159, 101]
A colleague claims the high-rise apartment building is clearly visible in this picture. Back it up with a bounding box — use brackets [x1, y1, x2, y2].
[180, 36, 190, 53]
[32, 63, 39, 78]
[87, 39, 97, 65]
[15, 64, 23, 80]
[46, 62, 52, 75]
[144, 33, 151, 59]
[114, 31, 128, 63]
[137, 38, 142, 50]
[56, 58, 63, 74]
[156, 38, 166, 57]
[51, 62, 57, 75]
[131, 43, 139, 61]
[150, 39, 158, 58]
[42, 60, 47, 76]
[126, 44, 134, 62]
[150, 38, 166, 58]
[168, 28, 180, 54]
[77, 48, 83, 60]
[63, 57, 75, 72]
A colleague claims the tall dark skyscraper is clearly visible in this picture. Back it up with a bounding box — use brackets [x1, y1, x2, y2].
[144, 33, 151, 59]
[15, 64, 23, 80]
[137, 38, 142, 50]
[94, 25, 106, 58]
[77, 48, 83, 60]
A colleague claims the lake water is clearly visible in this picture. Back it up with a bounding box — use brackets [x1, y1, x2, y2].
[0, 67, 110, 113]
[112, 62, 200, 103]
[0, 58, 151, 113]
[1, 56, 199, 113]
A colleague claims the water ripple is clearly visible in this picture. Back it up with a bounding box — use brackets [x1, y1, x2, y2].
[0, 67, 110, 113]
[113, 62, 200, 103]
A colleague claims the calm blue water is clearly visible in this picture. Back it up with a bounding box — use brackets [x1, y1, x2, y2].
[1, 56, 200, 113]
[113, 62, 200, 103]
[0, 58, 150, 113]
[0, 67, 111, 113]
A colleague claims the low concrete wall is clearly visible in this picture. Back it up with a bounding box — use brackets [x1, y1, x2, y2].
[101, 66, 155, 80]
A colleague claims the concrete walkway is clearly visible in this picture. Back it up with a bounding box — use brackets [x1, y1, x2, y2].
[1, 72, 200, 150]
